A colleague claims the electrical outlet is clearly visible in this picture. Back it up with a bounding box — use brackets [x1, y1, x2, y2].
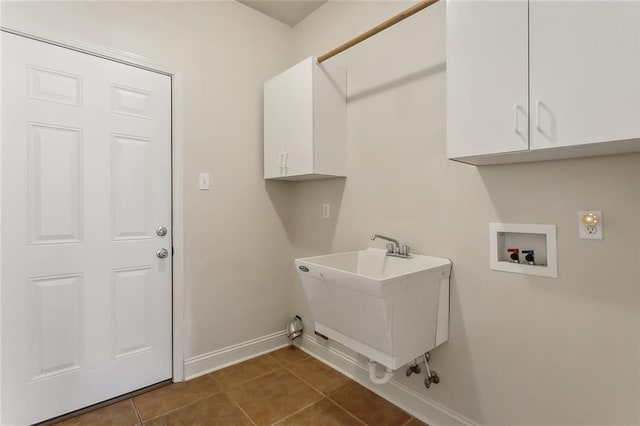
[579, 210, 603, 240]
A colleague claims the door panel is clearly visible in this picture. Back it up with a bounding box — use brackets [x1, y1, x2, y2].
[530, 0, 640, 149]
[112, 267, 153, 358]
[28, 123, 84, 244]
[111, 134, 154, 240]
[283, 59, 313, 177]
[447, 0, 529, 158]
[1, 32, 172, 425]
[111, 84, 153, 119]
[264, 73, 287, 178]
[29, 274, 84, 381]
[28, 65, 83, 107]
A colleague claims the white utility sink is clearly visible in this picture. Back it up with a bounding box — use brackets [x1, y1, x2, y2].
[295, 248, 452, 370]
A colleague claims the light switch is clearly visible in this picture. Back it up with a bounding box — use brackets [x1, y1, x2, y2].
[199, 173, 210, 190]
[322, 203, 330, 219]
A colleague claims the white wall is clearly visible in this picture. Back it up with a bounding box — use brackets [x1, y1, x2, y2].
[1, 1, 295, 360]
[289, 1, 640, 425]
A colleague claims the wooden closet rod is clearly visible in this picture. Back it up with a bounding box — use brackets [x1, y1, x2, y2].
[317, 0, 440, 63]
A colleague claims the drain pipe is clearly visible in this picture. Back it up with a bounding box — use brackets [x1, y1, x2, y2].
[368, 359, 394, 384]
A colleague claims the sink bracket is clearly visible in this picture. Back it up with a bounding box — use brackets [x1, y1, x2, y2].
[314, 330, 329, 340]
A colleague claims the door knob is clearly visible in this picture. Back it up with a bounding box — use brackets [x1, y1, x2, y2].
[156, 226, 168, 237]
[156, 248, 169, 259]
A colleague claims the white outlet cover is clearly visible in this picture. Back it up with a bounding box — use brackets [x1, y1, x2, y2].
[578, 210, 603, 240]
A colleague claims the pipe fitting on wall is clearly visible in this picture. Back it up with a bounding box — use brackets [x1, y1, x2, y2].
[368, 359, 394, 385]
[287, 315, 303, 340]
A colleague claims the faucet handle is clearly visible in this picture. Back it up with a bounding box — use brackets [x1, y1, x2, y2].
[400, 245, 411, 256]
[385, 243, 396, 253]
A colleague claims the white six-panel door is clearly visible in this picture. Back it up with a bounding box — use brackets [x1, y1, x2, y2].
[1, 32, 172, 425]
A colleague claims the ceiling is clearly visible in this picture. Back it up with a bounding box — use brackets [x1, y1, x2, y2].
[237, 1, 327, 27]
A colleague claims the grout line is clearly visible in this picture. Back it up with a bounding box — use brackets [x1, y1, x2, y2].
[284, 365, 334, 397]
[401, 417, 416, 426]
[140, 389, 221, 423]
[207, 372, 224, 389]
[215, 366, 285, 392]
[326, 395, 367, 426]
[130, 399, 143, 424]
[268, 398, 324, 426]
[266, 349, 310, 368]
[223, 392, 257, 426]
[280, 361, 364, 425]
[282, 354, 351, 398]
[266, 352, 283, 366]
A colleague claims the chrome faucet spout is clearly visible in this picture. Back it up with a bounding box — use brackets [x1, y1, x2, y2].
[371, 234, 400, 251]
[371, 234, 411, 258]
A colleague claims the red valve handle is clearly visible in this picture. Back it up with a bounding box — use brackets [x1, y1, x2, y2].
[507, 248, 519, 254]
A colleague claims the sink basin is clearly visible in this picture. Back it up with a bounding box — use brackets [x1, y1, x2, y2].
[295, 248, 451, 370]
[297, 248, 450, 293]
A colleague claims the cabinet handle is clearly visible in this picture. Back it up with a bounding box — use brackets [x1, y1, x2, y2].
[535, 101, 542, 133]
[284, 152, 289, 175]
[513, 104, 523, 137]
[279, 153, 285, 175]
[513, 104, 529, 143]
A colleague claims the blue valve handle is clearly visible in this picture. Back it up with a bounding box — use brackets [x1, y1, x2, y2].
[522, 250, 535, 263]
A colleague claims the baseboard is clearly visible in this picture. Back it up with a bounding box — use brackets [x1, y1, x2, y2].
[299, 334, 479, 426]
[183, 330, 289, 380]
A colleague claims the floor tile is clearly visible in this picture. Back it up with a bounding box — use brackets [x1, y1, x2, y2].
[288, 357, 351, 395]
[269, 346, 309, 366]
[329, 382, 411, 426]
[277, 398, 362, 426]
[226, 368, 322, 425]
[133, 375, 220, 421]
[404, 418, 429, 426]
[143, 393, 252, 426]
[54, 400, 138, 426]
[53, 348, 422, 426]
[212, 354, 281, 390]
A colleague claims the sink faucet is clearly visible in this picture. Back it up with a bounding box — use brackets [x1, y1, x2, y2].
[371, 234, 411, 258]
[371, 234, 400, 251]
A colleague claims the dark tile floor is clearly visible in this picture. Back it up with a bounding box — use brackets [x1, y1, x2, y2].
[55, 347, 427, 426]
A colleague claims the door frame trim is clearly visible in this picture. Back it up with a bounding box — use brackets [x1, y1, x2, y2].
[0, 17, 187, 393]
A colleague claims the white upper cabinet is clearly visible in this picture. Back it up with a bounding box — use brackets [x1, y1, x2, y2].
[264, 57, 347, 180]
[447, 0, 529, 158]
[447, 0, 640, 165]
[529, 1, 640, 150]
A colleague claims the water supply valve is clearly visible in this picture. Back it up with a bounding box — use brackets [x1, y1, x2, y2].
[522, 250, 535, 265]
[507, 248, 519, 263]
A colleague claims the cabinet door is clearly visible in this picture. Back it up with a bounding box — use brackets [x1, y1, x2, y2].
[447, 0, 529, 159]
[284, 59, 314, 177]
[530, 1, 640, 150]
[264, 73, 287, 179]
